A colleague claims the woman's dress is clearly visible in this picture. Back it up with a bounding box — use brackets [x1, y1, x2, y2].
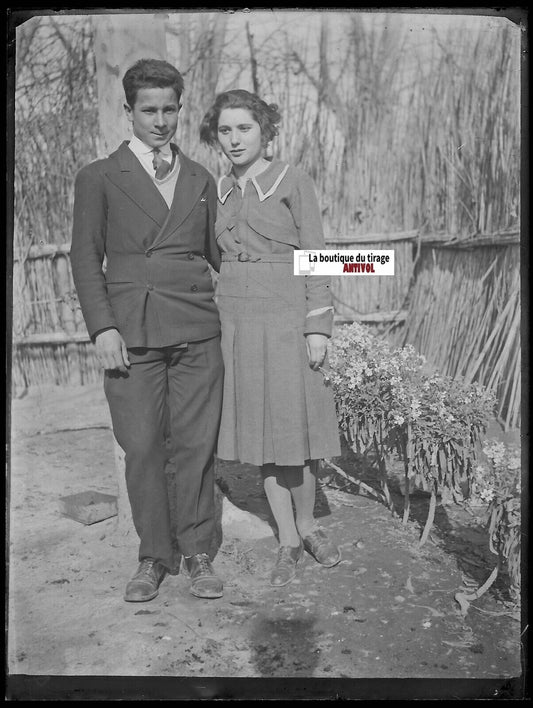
[215, 159, 341, 467]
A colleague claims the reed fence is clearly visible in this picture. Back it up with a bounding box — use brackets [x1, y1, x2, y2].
[11, 13, 521, 432]
[399, 232, 520, 429]
[12, 231, 415, 389]
[11, 229, 521, 432]
[329, 230, 417, 331]
[12, 245, 98, 389]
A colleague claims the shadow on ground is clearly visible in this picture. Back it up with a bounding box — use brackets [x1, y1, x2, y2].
[322, 435, 517, 605]
[8, 384, 523, 690]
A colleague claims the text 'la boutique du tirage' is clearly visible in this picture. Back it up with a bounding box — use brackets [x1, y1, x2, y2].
[293, 250, 395, 276]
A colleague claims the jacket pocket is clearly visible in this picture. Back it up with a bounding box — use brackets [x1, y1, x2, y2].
[246, 211, 300, 248]
[104, 268, 135, 284]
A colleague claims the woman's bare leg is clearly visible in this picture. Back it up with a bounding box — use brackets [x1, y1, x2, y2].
[284, 461, 318, 538]
[261, 464, 300, 546]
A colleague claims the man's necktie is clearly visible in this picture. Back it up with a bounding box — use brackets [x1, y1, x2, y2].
[152, 148, 172, 180]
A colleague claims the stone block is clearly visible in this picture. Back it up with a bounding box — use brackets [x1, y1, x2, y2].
[58, 491, 118, 525]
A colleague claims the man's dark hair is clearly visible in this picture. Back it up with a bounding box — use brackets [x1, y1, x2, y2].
[122, 58, 185, 107]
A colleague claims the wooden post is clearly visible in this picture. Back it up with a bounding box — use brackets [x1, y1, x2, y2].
[113, 442, 136, 537]
[54, 254, 82, 385]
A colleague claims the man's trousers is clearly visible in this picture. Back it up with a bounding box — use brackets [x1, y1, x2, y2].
[104, 336, 224, 570]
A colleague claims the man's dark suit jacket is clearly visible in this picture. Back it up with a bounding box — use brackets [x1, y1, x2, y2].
[70, 142, 221, 348]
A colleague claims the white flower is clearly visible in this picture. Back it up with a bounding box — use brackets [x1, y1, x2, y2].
[480, 488, 495, 502]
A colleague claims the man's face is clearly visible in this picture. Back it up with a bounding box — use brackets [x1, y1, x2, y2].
[124, 86, 181, 149]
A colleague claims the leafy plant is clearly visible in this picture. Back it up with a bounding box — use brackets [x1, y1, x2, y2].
[471, 441, 521, 602]
[326, 322, 496, 544]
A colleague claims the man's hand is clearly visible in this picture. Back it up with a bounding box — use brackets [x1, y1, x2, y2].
[305, 333, 328, 371]
[94, 329, 130, 372]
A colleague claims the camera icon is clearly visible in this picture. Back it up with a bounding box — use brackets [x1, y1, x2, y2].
[298, 251, 316, 274]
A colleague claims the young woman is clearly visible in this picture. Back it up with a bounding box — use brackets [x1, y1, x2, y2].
[200, 90, 341, 587]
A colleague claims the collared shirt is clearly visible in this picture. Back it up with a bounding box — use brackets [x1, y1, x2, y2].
[128, 135, 180, 208]
[128, 135, 175, 178]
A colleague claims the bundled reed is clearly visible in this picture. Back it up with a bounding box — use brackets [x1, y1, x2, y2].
[13, 252, 85, 333]
[328, 236, 415, 323]
[401, 243, 520, 428]
[13, 341, 101, 390]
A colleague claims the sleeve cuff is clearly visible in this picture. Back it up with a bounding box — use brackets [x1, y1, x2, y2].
[303, 309, 333, 337]
[91, 326, 118, 343]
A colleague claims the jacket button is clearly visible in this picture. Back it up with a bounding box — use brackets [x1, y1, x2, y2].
[188, 252, 195, 260]
[190, 284, 198, 292]
[145, 250, 152, 258]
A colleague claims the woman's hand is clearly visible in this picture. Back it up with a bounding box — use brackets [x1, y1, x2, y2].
[305, 333, 328, 371]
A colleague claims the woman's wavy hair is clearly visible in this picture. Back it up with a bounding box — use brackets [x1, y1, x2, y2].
[200, 90, 281, 147]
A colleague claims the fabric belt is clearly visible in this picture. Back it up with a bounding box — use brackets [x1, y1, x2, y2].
[221, 253, 294, 263]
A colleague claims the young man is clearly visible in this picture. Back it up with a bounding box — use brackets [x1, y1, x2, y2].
[70, 59, 224, 602]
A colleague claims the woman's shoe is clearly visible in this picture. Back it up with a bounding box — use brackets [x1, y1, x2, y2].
[301, 526, 341, 567]
[270, 541, 304, 587]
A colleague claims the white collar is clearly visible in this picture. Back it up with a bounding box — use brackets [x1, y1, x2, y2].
[128, 135, 173, 159]
[217, 162, 289, 204]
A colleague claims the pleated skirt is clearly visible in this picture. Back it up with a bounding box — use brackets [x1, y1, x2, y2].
[215, 260, 341, 467]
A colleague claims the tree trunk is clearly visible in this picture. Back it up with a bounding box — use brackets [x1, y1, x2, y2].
[92, 14, 168, 158]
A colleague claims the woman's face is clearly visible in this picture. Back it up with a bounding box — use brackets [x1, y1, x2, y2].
[217, 107, 263, 170]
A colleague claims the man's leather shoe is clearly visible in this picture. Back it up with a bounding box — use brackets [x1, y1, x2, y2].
[124, 558, 166, 602]
[184, 554, 223, 599]
[301, 526, 341, 567]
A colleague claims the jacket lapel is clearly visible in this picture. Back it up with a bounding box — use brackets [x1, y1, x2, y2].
[106, 142, 168, 226]
[150, 148, 207, 248]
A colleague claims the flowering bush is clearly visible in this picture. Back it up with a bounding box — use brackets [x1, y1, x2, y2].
[326, 322, 426, 450]
[326, 322, 521, 602]
[326, 323, 496, 542]
[471, 441, 521, 601]
[407, 374, 495, 501]
[471, 441, 521, 504]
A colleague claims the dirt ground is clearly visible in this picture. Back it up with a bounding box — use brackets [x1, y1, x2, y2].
[7, 384, 524, 700]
